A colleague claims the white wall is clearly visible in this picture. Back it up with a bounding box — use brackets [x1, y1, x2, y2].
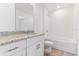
[16, 9, 34, 31]
[49, 5, 77, 41]
[33, 4, 44, 33]
[0, 3, 15, 31]
[43, 8, 50, 39]
[44, 8, 49, 33]
[73, 4, 79, 55]
[73, 4, 79, 39]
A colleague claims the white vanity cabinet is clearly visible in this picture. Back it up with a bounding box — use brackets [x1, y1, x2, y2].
[10, 39, 26, 56]
[0, 34, 44, 56]
[11, 35, 44, 56]
[11, 49, 26, 56]
[0, 39, 26, 56]
[27, 35, 44, 56]
[27, 40, 44, 56]
[77, 40, 79, 55]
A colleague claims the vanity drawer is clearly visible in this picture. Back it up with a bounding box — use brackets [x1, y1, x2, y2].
[27, 35, 44, 47]
[11, 39, 26, 50]
[0, 43, 12, 56]
[0, 39, 26, 56]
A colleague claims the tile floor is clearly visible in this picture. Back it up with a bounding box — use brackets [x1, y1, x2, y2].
[44, 48, 77, 56]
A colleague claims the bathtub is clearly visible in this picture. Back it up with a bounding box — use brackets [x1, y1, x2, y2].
[51, 39, 77, 54]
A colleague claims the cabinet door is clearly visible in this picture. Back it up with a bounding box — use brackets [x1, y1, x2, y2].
[36, 41, 44, 56]
[12, 51, 23, 56]
[77, 40, 79, 55]
[11, 49, 26, 56]
[27, 40, 44, 56]
[22, 49, 26, 56]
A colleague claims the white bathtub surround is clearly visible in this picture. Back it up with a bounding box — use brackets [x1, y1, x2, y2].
[52, 39, 77, 54]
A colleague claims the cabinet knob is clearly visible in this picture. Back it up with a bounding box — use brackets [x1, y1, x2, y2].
[36, 44, 40, 50]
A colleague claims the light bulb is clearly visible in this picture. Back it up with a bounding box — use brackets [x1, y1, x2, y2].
[57, 5, 61, 8]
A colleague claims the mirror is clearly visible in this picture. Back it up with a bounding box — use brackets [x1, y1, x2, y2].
[15, 3, 34, 32]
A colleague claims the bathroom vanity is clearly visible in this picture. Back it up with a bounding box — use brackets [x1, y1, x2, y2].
[0, 3, 44, 56]
[0, 33, 44, 56]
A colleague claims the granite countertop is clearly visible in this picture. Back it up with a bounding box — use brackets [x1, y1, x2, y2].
[0, 32, 44, 46]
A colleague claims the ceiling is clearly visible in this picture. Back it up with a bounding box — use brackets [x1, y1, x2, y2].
[16, 3, 33, 15]
[15, 3, 74, 14]
[43, 3, 73, 12]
